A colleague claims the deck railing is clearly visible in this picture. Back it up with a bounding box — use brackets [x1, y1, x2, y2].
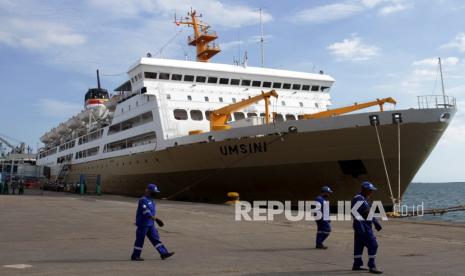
[417, 95, 456, 109]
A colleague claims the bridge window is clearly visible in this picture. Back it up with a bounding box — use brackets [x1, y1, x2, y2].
[172, 74, 182, 81]
[144, 72, 157, 79]
[302, 85, 310, 91]
[262, 81, 271, 88]
[219, 78, 229, 85]
[252, 80, 261, 87]
[184, 75, 194, 82]
[272, 82, 281, 89]
[174, 109, 188, 120]
[292, 84, 301, 90]
[321, 86, 330, 92]
[234, 112, 245, 120]
[208, 77, 218, 84]
[159, 73, 170, 80]
[190, 110, 203, 121]
[311, 85, 319, 91]
[241, 79, 251, 86]
[285, 114, 296, 121]
[247, 112, 257, 117]
[196, 76, 206, 83]
[283, 83, 291, 89]
[230, 79, 240, 85]
[205, 111, 211, 121]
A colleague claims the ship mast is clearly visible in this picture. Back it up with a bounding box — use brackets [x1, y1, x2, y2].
[175, 9, 221, 62]
[438, 57, 447, 106]
[259, 8, 265, 67]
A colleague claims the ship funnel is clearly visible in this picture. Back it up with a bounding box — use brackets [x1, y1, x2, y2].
[97, 69, 101, 89]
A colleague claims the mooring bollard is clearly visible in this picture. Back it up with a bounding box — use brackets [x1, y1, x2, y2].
[225, 192, 240, 204]
[96, 175, 102, 196]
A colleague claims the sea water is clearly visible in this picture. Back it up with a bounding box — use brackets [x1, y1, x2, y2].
[402, 182, 465, 222]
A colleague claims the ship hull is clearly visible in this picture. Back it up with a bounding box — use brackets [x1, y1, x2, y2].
[60, 108, 454, 209]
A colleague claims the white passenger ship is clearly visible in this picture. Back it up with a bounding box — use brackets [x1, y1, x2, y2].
[37, 10, 456, 207]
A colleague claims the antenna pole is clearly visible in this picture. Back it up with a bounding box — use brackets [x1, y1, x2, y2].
[438, 57, 446, 107]
[96, 69, 101, 89]
[259, 8, 265, 67]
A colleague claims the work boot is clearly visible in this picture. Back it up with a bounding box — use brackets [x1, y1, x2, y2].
[352, 266, 368, 271]
[315, 244, 327, 249]
[131, 256, 144, 261]
[369, 267, 383, 274]
[161, 252, 175, 260]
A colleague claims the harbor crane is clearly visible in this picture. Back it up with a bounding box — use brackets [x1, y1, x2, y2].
[0, 134, 26, 156]
[300, 97, 397, 120]
[209, 90, 279, 131]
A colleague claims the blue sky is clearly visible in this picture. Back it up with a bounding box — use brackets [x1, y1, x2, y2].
[0, 0, 464, 181]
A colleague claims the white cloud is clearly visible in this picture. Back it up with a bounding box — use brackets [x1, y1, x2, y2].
[220, 40, 244, 51]
[294, 2, 363, 23]
[327, 35, 380, 61]
[0, 19, 86, 49]
[294, 0, 412, 23]
[0, 0, 271, 74]
[378, 1, 413, 15]
[440, 32, 465, 52]
[87, 0, 272, 28]
[413, 57, 460, 67]
[37, 99, 83, 118]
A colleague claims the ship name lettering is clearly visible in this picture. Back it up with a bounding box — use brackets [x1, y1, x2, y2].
[220, 142, 267, 156]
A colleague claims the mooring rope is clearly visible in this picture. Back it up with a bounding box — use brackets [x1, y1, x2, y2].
[374, 124, 396, 207]
[397, 121, 401, 205]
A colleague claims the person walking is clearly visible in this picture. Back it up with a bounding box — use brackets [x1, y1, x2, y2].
[131, 183, 175, 261]
[351, 181, 383, 274]
[315, 186, 333, 249]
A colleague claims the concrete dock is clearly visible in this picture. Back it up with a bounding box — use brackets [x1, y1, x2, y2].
[1, 192, 464, 275]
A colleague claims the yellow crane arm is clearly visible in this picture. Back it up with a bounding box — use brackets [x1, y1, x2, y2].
[210, 90, 278, 131]
[301, 97, 397, 119]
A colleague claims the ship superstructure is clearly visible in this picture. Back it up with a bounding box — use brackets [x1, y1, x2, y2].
[37, 10, 456, 208]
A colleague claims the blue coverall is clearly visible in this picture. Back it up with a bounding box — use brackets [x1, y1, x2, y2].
[315, 195, 331, 246]
[131, 195, 169, 258]
[351, 193, 381, 269]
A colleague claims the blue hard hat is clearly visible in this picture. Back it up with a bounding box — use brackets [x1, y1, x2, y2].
[361, 181, 377, 191]
[147, 183, 160, 193]
[321, 186, 333, 193]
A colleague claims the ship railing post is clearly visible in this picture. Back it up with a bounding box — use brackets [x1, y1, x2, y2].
[79, 174, 85, 195]
[96, 175, 101, 196]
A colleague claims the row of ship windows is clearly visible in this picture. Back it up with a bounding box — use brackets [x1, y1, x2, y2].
[59, 132, 157, 162]
[133, 71, 330, 92]
[41, 113, 155, 159]
[173, 109, 307, 122]
[166, 94, 320, 108]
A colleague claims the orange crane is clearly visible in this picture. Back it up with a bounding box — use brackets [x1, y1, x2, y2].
[209, 90, 279, 131]
[300, 97, 397, 120]
[174, 9, 221, 62]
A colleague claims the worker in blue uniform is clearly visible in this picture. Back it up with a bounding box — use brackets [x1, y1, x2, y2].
[315, 186, 333, 249]
[131, 183, 175, 261]
[351, 181, 383, 274]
